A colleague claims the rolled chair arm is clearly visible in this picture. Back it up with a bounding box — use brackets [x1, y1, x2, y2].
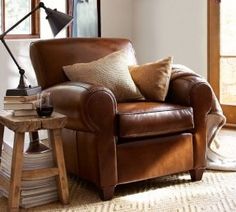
[168, 74, 212, 114]
[167, 66, 213, 169]
[45, 82, 118, 189]
[45, 81, 117, 132]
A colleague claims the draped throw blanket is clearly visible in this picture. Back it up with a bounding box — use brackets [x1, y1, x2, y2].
[171, 65, 236, 171]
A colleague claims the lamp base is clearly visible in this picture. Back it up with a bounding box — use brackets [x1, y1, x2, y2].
[6, 86, 42, 96]
[26, 131, 50, 153]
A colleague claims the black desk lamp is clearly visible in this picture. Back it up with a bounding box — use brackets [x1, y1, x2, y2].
[0, 2, 73, 96]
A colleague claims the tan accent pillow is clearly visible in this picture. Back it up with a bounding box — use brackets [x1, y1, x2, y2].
[63, 48, 143, 102]
[129, 57, 173, 101]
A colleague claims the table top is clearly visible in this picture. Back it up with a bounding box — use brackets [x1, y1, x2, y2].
[0, 111, 67, 132]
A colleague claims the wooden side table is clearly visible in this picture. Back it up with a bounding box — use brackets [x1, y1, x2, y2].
[0, 111, 69, 211]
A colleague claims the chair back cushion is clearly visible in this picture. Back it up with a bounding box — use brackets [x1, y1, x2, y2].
[30, 38, 135, 89]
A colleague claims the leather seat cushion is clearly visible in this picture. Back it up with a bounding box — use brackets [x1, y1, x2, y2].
[117, 102, 194, 138]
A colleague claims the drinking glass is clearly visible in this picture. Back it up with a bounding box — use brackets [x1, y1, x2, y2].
[36, 92, 54, 117]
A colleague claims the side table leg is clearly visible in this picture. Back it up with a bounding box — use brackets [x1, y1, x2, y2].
[49, 129, 69, 204]
[8, 132, 25, 211]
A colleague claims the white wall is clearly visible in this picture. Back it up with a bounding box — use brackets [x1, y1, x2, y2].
[132, 0, 207, 78]
[101, 0, 133, 40]
[100, 0, 207, 77]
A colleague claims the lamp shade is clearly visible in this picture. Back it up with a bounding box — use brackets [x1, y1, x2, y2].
[45, 8, 73, 36]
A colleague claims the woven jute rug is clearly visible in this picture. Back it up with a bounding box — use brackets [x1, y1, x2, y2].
[0, 171, 236, 212]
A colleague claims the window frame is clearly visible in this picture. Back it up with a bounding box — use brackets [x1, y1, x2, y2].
[208, 0, 236, 124]
[0, 0, 40, 39]
[208, 0, 220, 96]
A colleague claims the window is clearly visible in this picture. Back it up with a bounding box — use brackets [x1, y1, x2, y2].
[208, 0, 236, 124]
[0, 0, 40, 38]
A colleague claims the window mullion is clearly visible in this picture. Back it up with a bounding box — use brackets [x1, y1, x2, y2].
[31, 0, 40, 35]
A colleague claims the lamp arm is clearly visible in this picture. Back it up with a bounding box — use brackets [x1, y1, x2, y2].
[0, 38, 27, 88]
[0, 38, 23, 72]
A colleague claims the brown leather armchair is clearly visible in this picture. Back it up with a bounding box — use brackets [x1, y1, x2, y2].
[30, 38, 212, 200]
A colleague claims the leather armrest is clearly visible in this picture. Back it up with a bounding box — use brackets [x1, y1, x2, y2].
[167, 68, 213, 168]
[45, 81, 117, 132]
[168, 75, 212, 115]
[167, 75, 212, 115]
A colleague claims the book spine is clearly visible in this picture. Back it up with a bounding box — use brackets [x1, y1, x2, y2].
[4, 95, 37, 102]
[13, 110, 37, 117]
[3, 102, 36, 110]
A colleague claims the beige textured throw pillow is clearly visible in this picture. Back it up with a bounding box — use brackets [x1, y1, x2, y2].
[129, 57, 173, 101]
[63, 48, 143, 102]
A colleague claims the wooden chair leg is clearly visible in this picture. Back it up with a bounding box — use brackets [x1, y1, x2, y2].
[100, 186, 115, 201]
[190, 168, 205, 181]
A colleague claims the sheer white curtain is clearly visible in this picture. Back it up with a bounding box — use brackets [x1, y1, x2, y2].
[72, 0, 99, 37]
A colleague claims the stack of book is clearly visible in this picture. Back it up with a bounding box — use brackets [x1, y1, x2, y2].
[3, 95, 37, 117]
[0, 141, 58, 208]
